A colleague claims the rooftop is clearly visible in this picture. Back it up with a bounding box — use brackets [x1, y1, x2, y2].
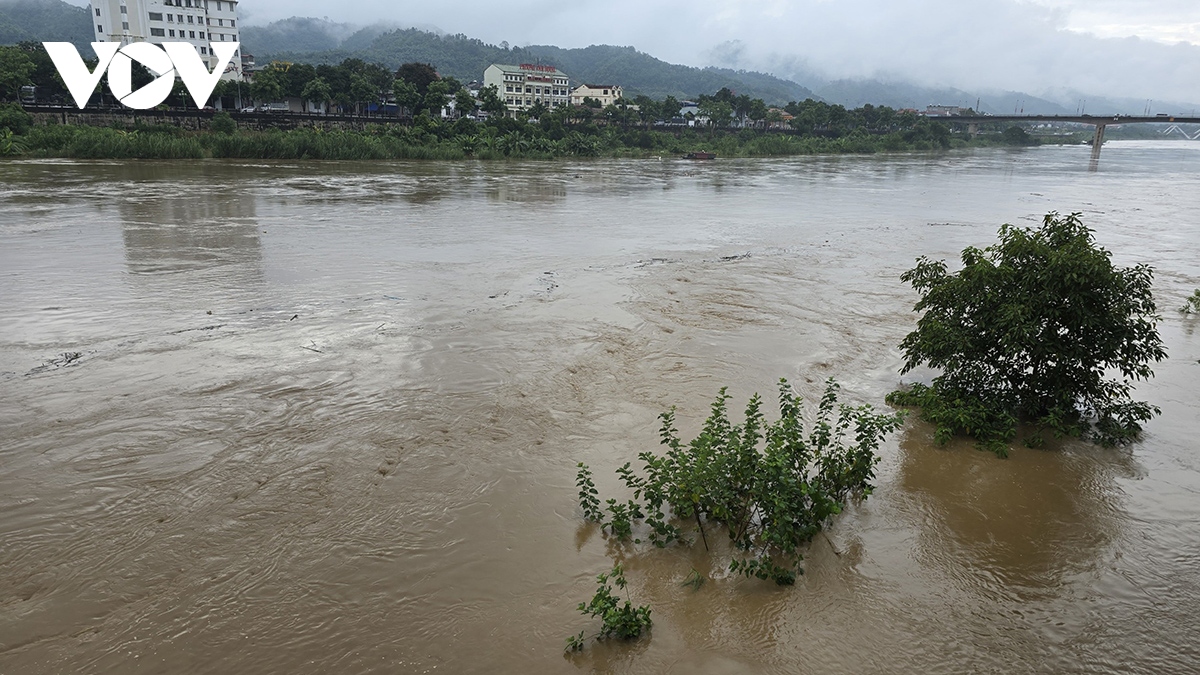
[489, 63, 569, 77]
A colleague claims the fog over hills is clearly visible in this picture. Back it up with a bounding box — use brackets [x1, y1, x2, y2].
[27, 0, 1200, 111]
[251, 24, 818, 103]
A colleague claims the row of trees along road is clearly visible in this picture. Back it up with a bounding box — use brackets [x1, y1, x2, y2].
[3, 42, 959, 140]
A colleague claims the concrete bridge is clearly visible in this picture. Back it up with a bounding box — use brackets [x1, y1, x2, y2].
[935, 114, 1200, 162]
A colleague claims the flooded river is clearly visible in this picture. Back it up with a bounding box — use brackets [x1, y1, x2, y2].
[2, 142, 1199, 674]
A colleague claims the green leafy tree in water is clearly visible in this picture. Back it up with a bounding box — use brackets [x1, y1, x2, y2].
[565, 564, 652, 652]
[577, 379, 904, 587]
[1179, 289, 1200, 314]
[888, 212, 1166, 455]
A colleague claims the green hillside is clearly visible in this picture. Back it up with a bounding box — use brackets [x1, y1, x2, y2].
[0, 0, 92, 48]
[523, 44, 814, 103]
[256, 26, 816, 104]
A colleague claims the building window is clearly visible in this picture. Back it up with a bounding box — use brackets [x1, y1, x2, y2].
[187, 15, 194, 23]
[189, 30, 195, 38]
[151, 28, 165, 36]
[97, 24, 102, 32]
[95, 7, 100, 15]
[169, 29, 175, 36]
[122, 21, 129, 30]
[220, 33, 225, 40]
[167, 14, 173, 21]
[200, 46, 207, 54]
[230, 20, 235, 27]
[149, 12, 162, 20]
[120, 5, 127, 13]
[524, 87, 531, 93]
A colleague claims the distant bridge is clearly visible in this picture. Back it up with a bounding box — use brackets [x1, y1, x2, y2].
[935, 115, 1200, 161]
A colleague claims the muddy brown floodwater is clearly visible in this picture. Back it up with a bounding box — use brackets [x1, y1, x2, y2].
[2, 143, 1199, 674]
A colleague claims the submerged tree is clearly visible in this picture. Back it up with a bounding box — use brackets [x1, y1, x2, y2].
[888, 212, 1167, 455]
[577, 379, 904, 586]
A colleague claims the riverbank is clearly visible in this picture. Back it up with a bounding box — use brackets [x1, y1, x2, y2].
[1, 107, 1066, 161]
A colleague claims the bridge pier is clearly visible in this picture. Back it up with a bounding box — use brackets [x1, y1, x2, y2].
[1088, 123, 1107, 171]
[1091, 123, 1107, 159]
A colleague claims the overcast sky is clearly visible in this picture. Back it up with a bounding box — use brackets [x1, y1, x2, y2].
[67, 0, 1200, 103]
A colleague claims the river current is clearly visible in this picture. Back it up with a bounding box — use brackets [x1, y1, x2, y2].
[2, 142, 1199, 674]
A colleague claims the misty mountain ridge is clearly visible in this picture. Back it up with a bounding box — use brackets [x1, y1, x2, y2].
[808, 78, 1200, 117]
[251, 22, 816, 103]
[0, 0, 91, 48]
[1, 3, 1195, 114]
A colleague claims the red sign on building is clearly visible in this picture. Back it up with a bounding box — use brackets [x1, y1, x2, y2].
[519, 63, 557, 73]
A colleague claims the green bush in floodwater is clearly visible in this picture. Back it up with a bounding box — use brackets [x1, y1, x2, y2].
[569, 378, 903, 649]
[1180, 289, 1200, 314]
[888, 212, 1167, 455]
[565, 564, 652, 652]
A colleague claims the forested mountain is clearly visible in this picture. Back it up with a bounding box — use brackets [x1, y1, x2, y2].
[256, 25, 816, 104]
[522, 44, 814, 103]
[0, 0, 91, 48]
[239, 18, 394, 57]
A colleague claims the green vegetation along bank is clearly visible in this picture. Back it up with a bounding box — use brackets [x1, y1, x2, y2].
[1, 107, 1059, 161]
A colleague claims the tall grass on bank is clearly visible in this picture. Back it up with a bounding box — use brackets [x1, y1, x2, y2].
[23, 125, 205, 159]
[9, 120, 1050, 161]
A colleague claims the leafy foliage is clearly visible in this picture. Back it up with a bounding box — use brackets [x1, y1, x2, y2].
[209, 111, 236, 135]
[577, 379, 904, 585]
[1180, 289, 1200, 314]
[566, 564, 652, 652]
[0, 101, 32, 134]
[888, 212, 1166, 453]
[576, 462, 603, 523]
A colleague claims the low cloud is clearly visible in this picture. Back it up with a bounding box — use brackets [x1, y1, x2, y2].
[63, 0, 1200, 103]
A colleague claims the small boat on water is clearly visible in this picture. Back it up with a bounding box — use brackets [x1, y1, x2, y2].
[683, 151, 716, 160]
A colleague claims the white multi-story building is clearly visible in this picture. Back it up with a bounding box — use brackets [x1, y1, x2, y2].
[90, 0, 243, 79]
[570, 84, 623, 108]
[483, 63, 570, 116]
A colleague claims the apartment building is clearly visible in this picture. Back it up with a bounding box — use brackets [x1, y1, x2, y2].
[570, 84, 623, 108]
[483, 63, 571, 115]
[90, 0, 243, 79]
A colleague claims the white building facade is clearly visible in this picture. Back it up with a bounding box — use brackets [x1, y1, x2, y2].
[90, 0, 243, 80]
[570, 84, 623, 108]
[483, 63, 570, 116]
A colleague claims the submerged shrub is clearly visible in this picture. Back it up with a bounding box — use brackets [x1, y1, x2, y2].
[888, 212, 1166, 454]
[566, 564, 652, 652]
[1180, 289, 1200, 314]
[577, 378, 904, 586]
